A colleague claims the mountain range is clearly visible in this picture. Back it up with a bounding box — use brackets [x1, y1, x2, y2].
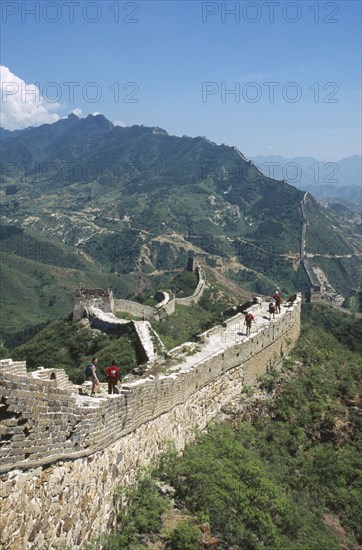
[253, 154, 361, 203]
[0, 114, 360, 345]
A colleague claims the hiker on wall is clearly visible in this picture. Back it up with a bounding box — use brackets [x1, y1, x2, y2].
[85, 357, 100, 396]
[244, 311, 254, 337]
[269, 300, 276, 320]
[273, 291, 283, 313]
[105, 361, 120, 395]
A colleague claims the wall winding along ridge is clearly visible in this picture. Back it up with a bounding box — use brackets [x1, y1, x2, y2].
[175, 266, 205, 306]
[0, 297, 301, 549]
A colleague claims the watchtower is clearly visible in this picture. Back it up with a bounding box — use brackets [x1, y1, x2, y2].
[305, 285, 323, 303]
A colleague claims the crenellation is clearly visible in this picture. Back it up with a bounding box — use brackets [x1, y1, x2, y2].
[1, 297, 301, 548]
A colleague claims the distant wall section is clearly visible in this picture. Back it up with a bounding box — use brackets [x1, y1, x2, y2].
[73, 287, 114, 320]
[113, 299, 156, 319]
[175, 266, 206, 306]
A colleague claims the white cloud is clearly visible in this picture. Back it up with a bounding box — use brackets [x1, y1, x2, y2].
[0, 66, 61, 130]
[114, 120, 126, 127]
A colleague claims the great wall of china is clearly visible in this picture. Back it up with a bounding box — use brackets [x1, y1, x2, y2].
[0, 284, 301, 549]
[73, 263, 206, 322]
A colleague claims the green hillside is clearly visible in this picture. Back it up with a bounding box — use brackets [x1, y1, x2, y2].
[103, 305, 362, 549]
[10, 318, 138, 384]
[5, 270, 233, 375]
[0, 222, 135, 346]
[1, 114, 360, 329]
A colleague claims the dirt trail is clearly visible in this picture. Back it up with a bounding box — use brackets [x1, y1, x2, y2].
[206, 267, 260, 300]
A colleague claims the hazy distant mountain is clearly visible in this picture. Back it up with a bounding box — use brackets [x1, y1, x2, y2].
[0, 127, 29, 141]
[252, 154, 361, 202]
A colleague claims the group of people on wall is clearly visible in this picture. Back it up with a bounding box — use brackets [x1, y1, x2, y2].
[85, 358, 120, 396]
[244, 291, 284, 335]
[85, 293, 285, 395]
[268, 291, 283, 319]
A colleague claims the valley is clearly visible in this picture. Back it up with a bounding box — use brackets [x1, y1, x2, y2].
[0, 114, 360, 350]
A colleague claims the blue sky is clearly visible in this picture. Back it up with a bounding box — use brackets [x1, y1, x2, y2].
[1, 0, 361, 160]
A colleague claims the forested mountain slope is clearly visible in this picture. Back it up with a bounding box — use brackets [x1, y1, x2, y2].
[1, 114, 360, 343]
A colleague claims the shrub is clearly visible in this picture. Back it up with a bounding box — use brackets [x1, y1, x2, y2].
[105, 474, 169, 549]
[166, 520, 202, 550]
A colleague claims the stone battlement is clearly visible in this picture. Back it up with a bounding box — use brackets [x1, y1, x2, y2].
[0, 296, 300, 476]
[0, 296, 301, 549]
[73, 287, 114, 320]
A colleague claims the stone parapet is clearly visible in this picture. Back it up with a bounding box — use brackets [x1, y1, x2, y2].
[73, 288, 114, 321]
[175, 266, 206, 306]
[0, 297, 301, 549]
[0, 298, 300, 476]
[113, 299, 156, 319]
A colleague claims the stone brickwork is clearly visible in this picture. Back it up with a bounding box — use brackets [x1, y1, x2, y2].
[113, 293, 176, 319]
[175, 266, 206, 306]
[305, 285, 323, 303]
[113, 299, 157, 320]
[84, 307, 163, 362]
[98, 264, 203, 321]
[0, 298, 301, 549]
[73, 288, 114, 321]
[154, 291, 176, 315]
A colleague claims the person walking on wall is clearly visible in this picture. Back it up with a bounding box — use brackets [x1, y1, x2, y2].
[273, 291, 283, 314]
[244, 311, 254, 337]
[268, 300, 276, 320]
[105, 361, 120, 395]
[85, 357, 100, 396]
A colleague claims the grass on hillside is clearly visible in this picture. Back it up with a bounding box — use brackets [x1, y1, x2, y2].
[308, 255, 362, 301]
[0, 253, 135, 348]
[9, 319, 138, 384]
[301, 302, 362, 353]
[98, 304, 361, 549]
[6, 272, 238, 376]
[152, 282, 234, 349]
[305, 199, 353, 256]
[152, 304, 219, 349]
[134, 270, 199, 306]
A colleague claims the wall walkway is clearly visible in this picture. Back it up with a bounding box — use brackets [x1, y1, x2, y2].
[0, 297, 301, 549]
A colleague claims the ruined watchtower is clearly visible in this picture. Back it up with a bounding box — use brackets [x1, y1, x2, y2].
[186, 255, 205, 272]
[73, 287, 114, 320]
[305, 285, 323, 303]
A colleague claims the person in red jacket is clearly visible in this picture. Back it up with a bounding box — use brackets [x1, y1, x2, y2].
[273, 292, 283, 313]
[244, 311, 254, 336]
[105, 361, 120, 395]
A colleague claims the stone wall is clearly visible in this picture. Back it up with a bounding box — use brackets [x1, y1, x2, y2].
[114, 293, 176, 319]
[0, 299, 301, 549]
[84, 308, 161, 363]
[113, 268, 203, 317]
[154, 291, 176, 315]
[175, 266, 206, 306]
[113, 299, 156, 320]
[73, 288, 114, 321]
